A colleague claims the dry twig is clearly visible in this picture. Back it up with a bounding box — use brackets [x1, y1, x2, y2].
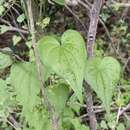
[0, 17, 28, 34]
[7, 115, 22, 129]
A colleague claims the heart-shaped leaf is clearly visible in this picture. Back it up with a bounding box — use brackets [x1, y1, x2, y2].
[85, 57, 121, 113]
[10, 62, 51, 130]
[38, 30, 86, 101]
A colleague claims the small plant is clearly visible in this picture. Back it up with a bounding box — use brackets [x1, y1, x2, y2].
[0, 29, 121, 129]
[0, 0, 129, 130]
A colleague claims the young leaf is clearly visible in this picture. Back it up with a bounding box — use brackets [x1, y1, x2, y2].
[85, 57, 121, 113]
[37, 17, 50, 29]
[47, 83, 69, 114]
[0, 52, 12, 69]
[17, 13, 25, 23]
[38, 29, 86, 102]
[13, 35, 21, 46]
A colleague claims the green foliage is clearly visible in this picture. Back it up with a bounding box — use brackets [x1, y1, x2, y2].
[26, 107, 51, 130]
[62, 107, 89, 130]
[100, 120, 108, 129]
[37, 17, 50, 29]
[52, 0, 64, 5]
[0, 79, 9, 117]
[13, 35, 21, 46]
[38, 29, 86, 102]
[17, 13, 26, 23]
[0, 0, 128, 129]
[0, 28, 123, 129]
[100, 7, 111, 22]
[70, 118, 89, 130]
[10, 62, 41, 109]
[117, 123, 125, 130]
[10, 62, 46, 130]
[67, 93, 80, 113]
[0, 79, 8, 105]
[10, 62, 52, 130]
[0, 5, 5, 16]
[47, 83, 70, 114]
[0, 79, 13, 120]
[9, 61, 88, 130]
[85, 57, 121, 113]
[0, 25, 10, 34]
[0, 52, 12, 70]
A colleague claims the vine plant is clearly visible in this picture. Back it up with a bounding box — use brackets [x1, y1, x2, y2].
[0, 29, 121, 130]
[0, 0, 122, 130]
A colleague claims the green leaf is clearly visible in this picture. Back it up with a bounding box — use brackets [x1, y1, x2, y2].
[10, 62, 52, 130]
[0, 79, 8, 106]
[0, 5, 5, 16]
[0, 0, 4, 4]
[71, 118, 89, 130]
[13, 35, 21, 46]
[0, 25, 10, 34]
[25, 40, 32, 49]
[70, 118, 89, 130]
[17, 13, 25, 23]
[100, 120, 108, 129]
[38, 29, 86, 102]
[47, 83, 69, 114]
[68, 94, 80, 113]
[37, 17, 50, 29]
[0, 79, 10, 117]
[0, 52, 12, 69]
[117, 123, 125, 130]
[85, 57, 121, 113]
[26, 107, 51, 130]
[10, 62, 40, 111]
[52, 0, 64, 5]
[62, 108, 90, 129]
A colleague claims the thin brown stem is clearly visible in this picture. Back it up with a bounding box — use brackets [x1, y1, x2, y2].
[0, 17, 28, 34]
[65, 4, 87, 32]
[85, 82, 97, 130]
[7, 115, 22, 129]
[85, 0, 102, 130]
